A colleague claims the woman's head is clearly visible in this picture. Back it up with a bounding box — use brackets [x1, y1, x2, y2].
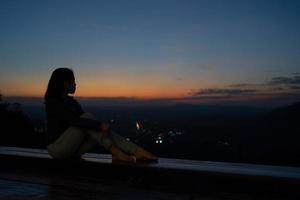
[45, 68, 76, 101]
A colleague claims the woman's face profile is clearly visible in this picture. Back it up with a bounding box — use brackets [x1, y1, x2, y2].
[64, 78, 76, 94]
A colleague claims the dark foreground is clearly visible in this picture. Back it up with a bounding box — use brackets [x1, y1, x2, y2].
[0, 147, 299, 200]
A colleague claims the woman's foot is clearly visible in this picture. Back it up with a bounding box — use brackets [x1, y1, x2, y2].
[110, 145, 134, 162]
[134, 147, 158, 161]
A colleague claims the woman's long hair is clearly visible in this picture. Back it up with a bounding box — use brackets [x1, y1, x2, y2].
[44, 68, 74, 103]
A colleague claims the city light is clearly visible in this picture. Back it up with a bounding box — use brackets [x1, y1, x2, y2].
[136, 122, 140, 131]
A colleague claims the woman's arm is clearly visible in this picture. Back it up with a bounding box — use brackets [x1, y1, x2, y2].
[47, 99, 104, 131]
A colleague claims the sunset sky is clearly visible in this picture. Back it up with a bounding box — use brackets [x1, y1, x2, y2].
[0, 0, 300, 105]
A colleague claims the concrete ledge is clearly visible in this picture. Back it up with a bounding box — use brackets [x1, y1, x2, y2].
[0, 146, 300, 197]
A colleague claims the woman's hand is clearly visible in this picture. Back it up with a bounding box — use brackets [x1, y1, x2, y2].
[100, 122, 110, 137]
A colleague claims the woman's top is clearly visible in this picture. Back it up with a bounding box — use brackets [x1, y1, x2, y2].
[45, 95, 101, 146]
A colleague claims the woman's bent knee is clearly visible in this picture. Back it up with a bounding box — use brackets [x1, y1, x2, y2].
[47, 127, 87, 159]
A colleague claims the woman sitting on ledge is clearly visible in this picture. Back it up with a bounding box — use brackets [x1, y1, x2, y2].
[45, 68, 158, 162]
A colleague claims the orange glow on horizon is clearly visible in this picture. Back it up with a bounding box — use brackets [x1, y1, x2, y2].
[1, 86, 188, 99]
[0, 71, 219, 99]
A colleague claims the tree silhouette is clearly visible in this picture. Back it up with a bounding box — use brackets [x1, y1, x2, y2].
[0, 93, 37, 147]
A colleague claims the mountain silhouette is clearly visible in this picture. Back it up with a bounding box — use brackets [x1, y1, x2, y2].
[242, 101, 300, 166]
[267, 101, 300, 122]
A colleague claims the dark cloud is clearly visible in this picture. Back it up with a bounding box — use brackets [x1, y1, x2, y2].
[228, 83, 255, 88]
[228, 74, 300, 90]
[269, 76, 300, 85]
[228, 74, 300, 92]
[272, 87, 286, 91]
[289, 85, 300, 90]
[195, 88, 257, 96]
[190, 74, 300, 104]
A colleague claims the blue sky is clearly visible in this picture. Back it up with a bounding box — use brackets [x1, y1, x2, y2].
[0, 0, 300, 105]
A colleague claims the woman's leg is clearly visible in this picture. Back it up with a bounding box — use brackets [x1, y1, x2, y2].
[48, 113, 112, 159]
[81, 113, 139, 154]
[72, 113, 136, 161]
[77, 113, 157, 161]
[109, 131, 139, 155]
[47, 125, 132, 161]
[73, 134, 97, 157]
[47, 126, 87, 159]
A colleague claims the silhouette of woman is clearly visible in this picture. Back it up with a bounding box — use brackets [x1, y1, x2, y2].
[45, 68, 158, 162]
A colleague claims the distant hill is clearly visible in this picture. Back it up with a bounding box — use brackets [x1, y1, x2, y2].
[172, 103, 269, 116]
[241, 101, 300, 166]
[267, 101, 300, 121]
